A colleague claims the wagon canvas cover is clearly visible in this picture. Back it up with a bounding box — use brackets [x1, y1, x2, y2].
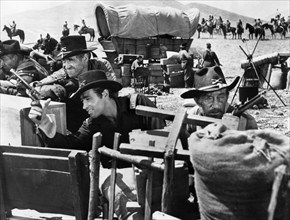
[95, 3, 200, 39]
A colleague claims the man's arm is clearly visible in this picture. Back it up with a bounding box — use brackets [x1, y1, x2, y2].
[98, 58, 117, 81]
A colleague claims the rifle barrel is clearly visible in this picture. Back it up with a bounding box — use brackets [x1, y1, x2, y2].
[234, 90, 266, 116]
[10, 69, 42, 101]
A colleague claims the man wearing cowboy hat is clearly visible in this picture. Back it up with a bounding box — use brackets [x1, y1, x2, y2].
[33, 35, 116, 132]
[181, 66, 257, 134]
[29, 69, 165, 218]
[0, 39, 48, 96]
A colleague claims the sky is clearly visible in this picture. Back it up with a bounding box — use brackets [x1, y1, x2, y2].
[1, 0, 289, 19]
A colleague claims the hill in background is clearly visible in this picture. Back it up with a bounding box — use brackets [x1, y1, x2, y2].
[1, 0, 256, 44]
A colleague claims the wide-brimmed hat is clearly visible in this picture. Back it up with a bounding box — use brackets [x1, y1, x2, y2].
[181, 66, 240, 98]
[0, 40, 31, 57]
[58, 35, 96, 59]
[70, 70, 122, 98]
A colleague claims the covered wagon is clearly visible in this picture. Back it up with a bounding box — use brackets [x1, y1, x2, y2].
[94, 3, 200, 86]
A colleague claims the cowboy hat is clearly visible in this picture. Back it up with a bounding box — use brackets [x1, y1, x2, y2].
[70, 70, 122, 98]
[181, 66, 240, 98]
[58, 35, 97, 59]
[0, 40, 31, 57]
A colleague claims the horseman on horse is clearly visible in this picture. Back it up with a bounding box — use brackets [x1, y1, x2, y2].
[80, 19, 88, 32]
[10, 21, 16, 35]
[62, 21, 70, 37]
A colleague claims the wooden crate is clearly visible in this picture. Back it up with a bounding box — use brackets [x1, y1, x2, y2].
[0, 145, 89, 220]
[0, 94, 66, 147]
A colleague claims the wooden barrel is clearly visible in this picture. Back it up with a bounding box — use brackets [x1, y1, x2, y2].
[121, 64, 132, 87]
[269, 68, 287, 90]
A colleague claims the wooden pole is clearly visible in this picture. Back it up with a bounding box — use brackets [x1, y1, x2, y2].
[108, 133, 121, 220]
[161, 109, 187, 215]
[87, 133, 102, 220]
[144, 140, 155, 220]
[98, 146, 164, 171]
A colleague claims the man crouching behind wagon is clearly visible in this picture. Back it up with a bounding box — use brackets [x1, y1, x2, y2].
[0, 40, 48, 96]
[181, 66, 258, 135]
[28, 69, 166, 219]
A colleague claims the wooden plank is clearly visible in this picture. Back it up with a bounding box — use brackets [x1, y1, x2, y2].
[108, 133, 121, 220]
[68, 151, 90, 220]
[119, 143, 190, 161]
[87, 133, 102, 220]
[135, 105, 221, 127]
[0, 145, 80, 158]
[98, 147, 164, 171]
[0, 153, 7, 220]
[162, 109, 187, 215]
[3, 153, 69, 172]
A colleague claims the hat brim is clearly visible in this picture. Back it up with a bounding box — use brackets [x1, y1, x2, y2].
[0, 49, 30, 57]
[181, 76, 240, 99]
[59, 46, 98, 59]
[70, 80, 122, 99]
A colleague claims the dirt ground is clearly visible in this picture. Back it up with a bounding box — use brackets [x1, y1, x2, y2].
[152, 33, 290, 136]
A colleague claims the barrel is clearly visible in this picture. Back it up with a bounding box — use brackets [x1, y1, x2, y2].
[121, 64, 132, 87]
[269, 68, 287, 90]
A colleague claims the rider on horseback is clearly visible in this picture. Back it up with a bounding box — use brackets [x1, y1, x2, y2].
[254, 18, 262, 28]
[226, 20, 231, 32]
[237, 19, 244, 33]
[63, 21, 69, 31]
[10, 21, 16, 35]
[81, 19, 87, 32]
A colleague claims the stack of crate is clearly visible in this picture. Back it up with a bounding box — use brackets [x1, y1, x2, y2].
[148, 63, 163, 84]
[160, 58, 184, 88]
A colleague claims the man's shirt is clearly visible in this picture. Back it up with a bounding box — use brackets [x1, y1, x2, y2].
[41, 94, 166, 168]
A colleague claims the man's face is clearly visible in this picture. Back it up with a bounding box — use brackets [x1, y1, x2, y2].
[81, 89, 105, 118]
[0, 54, 18, 72]
[63, 54, 87, 78]
[196, 88, 228, 119]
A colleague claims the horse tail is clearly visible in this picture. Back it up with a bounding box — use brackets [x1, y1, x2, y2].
[22, 31, 25, 43]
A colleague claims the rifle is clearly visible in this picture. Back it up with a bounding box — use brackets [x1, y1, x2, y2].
[232, 90, 266, 116]
[10, 69, 42, 120]
[222, 90, 266, 130]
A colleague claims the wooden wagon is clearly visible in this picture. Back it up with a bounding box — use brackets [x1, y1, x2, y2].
[94, 3, 200, 86]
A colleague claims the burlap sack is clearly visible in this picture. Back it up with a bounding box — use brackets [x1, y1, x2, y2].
[188, 123, 289, 220]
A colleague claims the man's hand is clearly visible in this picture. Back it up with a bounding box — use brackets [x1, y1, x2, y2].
[28, 98, 57, 138]
[29, 99, 51, 125]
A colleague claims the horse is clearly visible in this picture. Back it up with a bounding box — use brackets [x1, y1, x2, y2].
[62, 28, 70, 37]
[245, 23, 255, 40]
[236, 24, 244, 39]
[220, 23, 236, 39]
[197, 22, 215, 39]
[2, 25, 25, 43]
[254, 26, 264, 39]
[74, 24, 95, 41]
[30, 36, 62, 74]
[270, 18, 287, 39]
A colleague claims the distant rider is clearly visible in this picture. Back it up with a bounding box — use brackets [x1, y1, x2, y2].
[10, 21, 16, 34]
[81, 19, 87, 31]
[63, 21, 69, 31]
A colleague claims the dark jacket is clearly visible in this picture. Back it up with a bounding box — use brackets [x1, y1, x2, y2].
[202, 49, 221, 67]
[42, 94, 166, 168]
